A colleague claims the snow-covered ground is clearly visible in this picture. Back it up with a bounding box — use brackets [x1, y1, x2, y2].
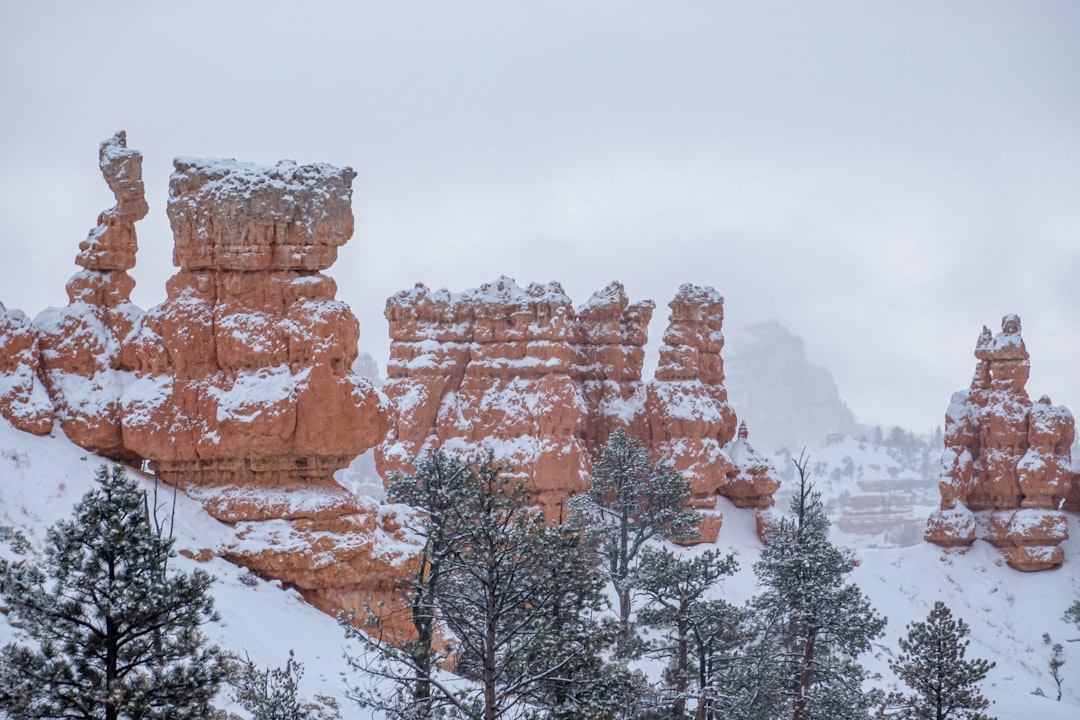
[2, 420, 1078, 718]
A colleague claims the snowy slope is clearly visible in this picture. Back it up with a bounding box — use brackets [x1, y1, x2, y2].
[1, 420, 1078, 718]
[0, 420, 368, 716]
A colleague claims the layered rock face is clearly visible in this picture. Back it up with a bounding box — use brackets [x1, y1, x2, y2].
[376, 278, 780, 533]
[114, 155, 395, 615]
[0, 302, 54, 434]
[121, 157, 390, 485]
[33, 132, 147, 460]
[925, 315, 1075, 571]
[378, 278, 645, 514]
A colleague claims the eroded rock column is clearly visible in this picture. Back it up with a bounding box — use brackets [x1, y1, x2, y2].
[926, 315, 1073, 571]
[34, 132, 146, 460]
[118, 155, 397, 619]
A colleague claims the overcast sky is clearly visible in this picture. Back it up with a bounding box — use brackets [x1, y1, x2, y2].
[1, 1, 1078, 433]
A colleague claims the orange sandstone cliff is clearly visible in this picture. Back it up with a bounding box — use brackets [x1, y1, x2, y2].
[925, 315, 1074, 571]
[375, 278, 780, 538]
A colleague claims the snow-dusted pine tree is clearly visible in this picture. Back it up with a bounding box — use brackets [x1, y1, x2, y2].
[232, 650, 341, 720]
[437, 455, 625, 720]
[568, 429, 701, 653]
[632, 546, 740, 718]
[887, 601, 996, 720]
[751, 453, 886, 720]
[346, 451, 632, 720]
[0, 465, 229, 720]
[351, 449, 478, 720]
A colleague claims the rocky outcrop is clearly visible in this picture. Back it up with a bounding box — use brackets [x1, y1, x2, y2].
[376, 278, 780, 532]
[120, 157, 390, 485]
[926, 315, 1074, 571]
[0, 302, 54, 434]
[646, 285, 737, 508]
[33, 132, 146, 460]
[115, 154, 394, 617]
[723, 422, 782, 510]
[379, 278, 618, 515]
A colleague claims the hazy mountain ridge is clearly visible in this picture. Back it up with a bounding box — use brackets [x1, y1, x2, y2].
[724, 319, 860, 454]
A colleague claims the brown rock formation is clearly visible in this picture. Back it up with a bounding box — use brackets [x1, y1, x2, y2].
[120, 156, 389, 483]
[33, 132, 146, 460]
[723, 422, 782, 510]
[645, 284, 737, 506]
[117, 154, 393, 617]
[926, 315, 1073, 571]
[379, 277, 600, 514]
[376, 278, 779, 532]
[0, 301, 54, 434]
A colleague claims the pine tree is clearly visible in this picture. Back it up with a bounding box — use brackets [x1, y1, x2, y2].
[0, 464, 230, 720]
[568, 429, 701, 652]
[632, 546, 740, 719]
[361, 449, 478, 720]
[1065, 600, 1080, 632]
[887, 601, 995, 720]
[436, 456, 616, 720]
[345, 451, 629, 720]
[232, 650, 341, 720]
[751, 453, 886, 720]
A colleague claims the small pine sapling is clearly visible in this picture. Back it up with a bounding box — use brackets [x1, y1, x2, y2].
[887, 601, 995, 720]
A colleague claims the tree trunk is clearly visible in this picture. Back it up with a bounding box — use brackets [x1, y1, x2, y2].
[793, 627, 817, 720]
[675, 614, 689, 717]
[617, 503, 632, 653]
[484, 561, 498, 720]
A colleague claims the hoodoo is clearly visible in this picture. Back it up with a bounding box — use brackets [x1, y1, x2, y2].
[33, 132, 147, 460]
[376, 278, 780, 538]
[925, 315, 1075, 571]
[114, 152, 398, 618]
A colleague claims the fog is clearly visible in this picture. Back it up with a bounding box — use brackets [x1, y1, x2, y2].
[1, 1, 1077, 432]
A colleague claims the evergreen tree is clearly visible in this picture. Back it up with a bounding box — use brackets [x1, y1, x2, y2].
[232, 650, 341, 720]
[1065, 600, 1080, 632]
[632, 546, 740, 719]
[354, 449, 477, 720]
[886, 601, 995, 720]
[751, 453, 886, 720]
[568, 429, 701, 652]
[0, 464, 229, 720]
[345, 451, 629, 720]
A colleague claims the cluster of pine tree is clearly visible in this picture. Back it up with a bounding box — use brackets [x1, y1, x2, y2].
[350, 433, 1000, 720]
[0, 441, 1011, 719]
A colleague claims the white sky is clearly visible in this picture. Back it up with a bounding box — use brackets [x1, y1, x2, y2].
[1, 1, 1078, 432]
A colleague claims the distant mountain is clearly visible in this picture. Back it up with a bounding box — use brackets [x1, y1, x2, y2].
[724, 319, 859, 453]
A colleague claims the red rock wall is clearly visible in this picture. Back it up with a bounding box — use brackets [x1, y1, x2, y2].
[375, 278, 780, 534]
[120, 157, 390, 485]
[926, 315, 1074, 571]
